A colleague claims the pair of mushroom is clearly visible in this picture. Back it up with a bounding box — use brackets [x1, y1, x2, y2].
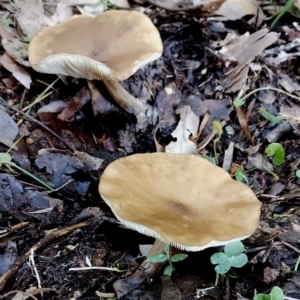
[99, 153, 261, 251]
[28, 10, 163, 124]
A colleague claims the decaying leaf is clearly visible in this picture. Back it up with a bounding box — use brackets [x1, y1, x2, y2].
[280, 105, 300, 123]
[0, 108, 18, 149]
[218, 28, 278, 92]
[166, 105, 199, 154]
[58, 87, 91, 121]
[278, 73, 300, 93]
[0, 53, 31, 88]
[14, 0, 47, 37]
[211, 0, 265, 25]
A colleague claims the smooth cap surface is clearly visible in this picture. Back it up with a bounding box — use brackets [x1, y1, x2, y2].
[99, 153, 262, 251]
[28, 10, 163, 81]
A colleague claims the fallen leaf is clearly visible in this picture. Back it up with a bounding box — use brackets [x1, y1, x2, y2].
[58, 87, 91, 121]
[156, 82, 181, 126]
[0, 241, 17, 276]
[166, 105, 199, 154]
[211, 0, 265, 25]
[108, 0, 130, 8]
[263, 267, 279, 283]
[218, 29, 278, 92]
[0, 107, 19, 149]
[280, 105, 300, 123]
[278, 73, 300, 93]
[14, 0, 47, 37]
[37, 100, 68, 114]
[0, 53, 31, 88]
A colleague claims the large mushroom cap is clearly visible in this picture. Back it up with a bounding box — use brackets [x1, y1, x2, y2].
[28, 10, 163, 81]
[99, 153, 262, 251]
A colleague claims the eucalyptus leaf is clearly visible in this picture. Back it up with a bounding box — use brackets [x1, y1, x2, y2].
[296, 170, 300, 178]
[265, 143, 285, 166]
[163, 265, 174, 276]
[146, 254, 168, 263]
[171, 254, 188, 262]
[224, 241, 244, 257]
[228, 253, 248, 268]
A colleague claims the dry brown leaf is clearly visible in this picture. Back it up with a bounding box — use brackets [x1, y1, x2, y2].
[236, 106, 254, 144]
[278, 73, 300, 93]
[211, 0, 265, 24]
[0, 53, 31, 88]
[280, 105, 300, 123]
[0, 108, 19, 149]
[219, 29, 278, 92]
[58, 87, 91, 121]
[0, 24, 30, 67]
[14, 0, 48, 37]
[263, 267, 279, 283]
[87, 81, 116, 116]
[108, 0, 130, 8]
[166, 105, 199, 154]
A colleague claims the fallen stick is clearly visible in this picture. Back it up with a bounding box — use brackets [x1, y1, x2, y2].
[0, 219, 94, 292]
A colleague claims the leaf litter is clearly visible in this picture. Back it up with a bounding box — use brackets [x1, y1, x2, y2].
[1, 0, 300, 299]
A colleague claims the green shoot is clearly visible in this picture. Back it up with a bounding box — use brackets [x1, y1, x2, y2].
[271, 0, 295, 29]
[265, 143, 285, 166]
[273, 213, 292, 220]
[254, 286, 284, 300]
[0, 152, 54, 191]
[201, 155, 217, 165]
[236, 87, 300, 104]
[234, 168, 249, 185]
[232, 98, 245, 108]
[259, 107, 283, 125]
[146, 244, 188, 277]
[295, 256, 300, 271]
[210, 241, 248, 285]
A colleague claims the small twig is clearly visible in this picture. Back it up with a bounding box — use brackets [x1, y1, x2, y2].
[45, 179, 74, 195]
[0, 219, 94, 292]
[29, 248, 42, 290]
[69, 266, 125, 272]
[280, 240, 300, 255]
[1, 105, 75, 151]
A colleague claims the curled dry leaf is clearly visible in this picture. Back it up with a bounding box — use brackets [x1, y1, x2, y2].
[0, 108, 18, 149]
[166, 105, 200, 154]
[280, 105, 300, 123]
[0, 53, 31, 89]
[58, 87, 91, 121]
[14, 0, 47, 37]
[211, 0, 265, 25]
[218, 28, 278, 92]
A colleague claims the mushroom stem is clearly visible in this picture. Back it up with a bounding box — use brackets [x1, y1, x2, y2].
[103, 80, 151, 116]
[141, 239, 166, 279]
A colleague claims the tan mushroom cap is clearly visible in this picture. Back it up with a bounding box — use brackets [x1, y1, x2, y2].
[99, 153, 262, 251]
[28, 10, 163, 81]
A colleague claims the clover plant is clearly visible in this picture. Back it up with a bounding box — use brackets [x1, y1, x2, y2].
[254, 286, 284, 300]
[210, 241, 248, 285]
[265, 143, 285, 166]
[146, 244, 188, 276]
